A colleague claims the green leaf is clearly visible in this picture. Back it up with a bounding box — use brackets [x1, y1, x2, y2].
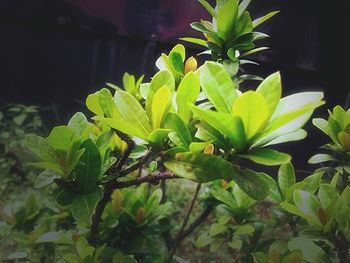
[47, 126, 75, 152]
[216, 0, 239, 41]
[198, 61, 238, 113]
[30, 161, 64, 176]
[196, 233, 213, 248]
[252, 252, 269, 263]
[180, 37, 207, 47]
[176, 72, 200, 122]
[288, 237, 327, 263]
[253, 11, 280, 28]
[280, 202, 321, 227]
[195, 121, 229, 150]
[68, 112, 91, 137]
[35, 232, 69, 244]
[97, 117, 147, 140]
[230, 168, 270, 200]
[34, 170, 59, 189]
[209, 223, 227, 237]
[164, 152, 234, 183]
[239, 47, 269, 58]
[234, 11, 253, 37]
[335, 187, 350, 240]
[293, 190, 321, 226]
[238, 0, 252, 17]
[285, 182, 306, 203]
[189, 142, 211, 153]
[256, 72, 281, 115]
[171, 44, 186, 62]
[302, 171, 324, 194]
[165, 113, 193, 149]
[169, 52, 184, 76]
[151, 85, 172, 129]
[99, 88, 118, 118]
[257, 173, 282, 202]
[192, 107, 246, 151]
[232, 91, 270, 139]
[76, 139, 101, 194]
[71, 191, 101, 223]
[76, 237, 95, 259]
[210, 187, 237, 208]
[199, 0, 217, 18]
[26, 135, 59, 163]
[114, 89, 151, 138]
[147, 128, 171, 146]
[63, 253, 81, 263]
[318, 184, 339, 220]
[308, 154, 336, 164]
[235, 224, 255, 235]
[146, 70, 175, 120]
[278, 163, 295, 199]
[239, 149, 291, 166]
[282, 250, 303, 263]
[227, 239, 243, 250]
[255, 92, 325, 145]
[25, 192, 39, 219]
[86, 92, 104, 116]
[257, 129, 307, 147]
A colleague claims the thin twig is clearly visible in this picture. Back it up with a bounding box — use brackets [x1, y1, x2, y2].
[176, 205, 213, 244]
[169, 183, 202, 261]
[88, 172, 180, 244]
[118, 147, 152, 178]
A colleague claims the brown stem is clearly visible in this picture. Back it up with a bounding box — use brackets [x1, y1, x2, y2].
[53, 178, 77, 190]
[87, 172, 180, 245]
[118, 148, 152, 178]
[175, 205, 213, 244]
[108, 130, 135, 176]
[169, 183, 202, 261]
[334, 231, 349, 263]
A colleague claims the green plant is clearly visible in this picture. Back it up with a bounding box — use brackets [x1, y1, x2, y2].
[1, 1, 349, 262]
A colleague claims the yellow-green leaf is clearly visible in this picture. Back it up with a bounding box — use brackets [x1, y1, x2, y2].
[256, 71, 281, 115]
[232, 91, 269, 139]
[151, 86, 172, 129]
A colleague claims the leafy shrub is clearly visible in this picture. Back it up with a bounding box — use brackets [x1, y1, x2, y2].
[1, 1, 349, 262]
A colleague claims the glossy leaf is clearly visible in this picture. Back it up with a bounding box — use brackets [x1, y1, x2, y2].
[232, 91, 269, 139]
[26, 135, 59, 163]
[47, 126, 75, 152]
[256, 72, 281, 115]
[151, 85, 172, 129]
[99, 88, 118, 118]
[231, 168, 270, 200]
[192, 106, 246, 151]
[68, 112, 91, 137]
[86, 92, 104, 116]
[114, 89, 151, 138]
[199, 61, 238, 113]
[199, 0, 216, 18]
[76, 139, 101, 194]
[176, 72, 200, 122]
[278, 163, 295, 199]
[234, 11, 253, 37]
[239, 149, 291, 166]
[253, 11, 280, 28]
[71, 191, 101, 223]
[164, 152, 234, 183]
[165, 113, 192, 149]
[215, 0, 239, 41]
[180, 37, 207, 47]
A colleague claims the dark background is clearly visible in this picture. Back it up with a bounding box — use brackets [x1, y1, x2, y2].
[0, 0, 349, 171]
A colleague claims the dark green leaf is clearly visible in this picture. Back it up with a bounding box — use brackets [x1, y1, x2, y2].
[76, 139, 101, 194]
